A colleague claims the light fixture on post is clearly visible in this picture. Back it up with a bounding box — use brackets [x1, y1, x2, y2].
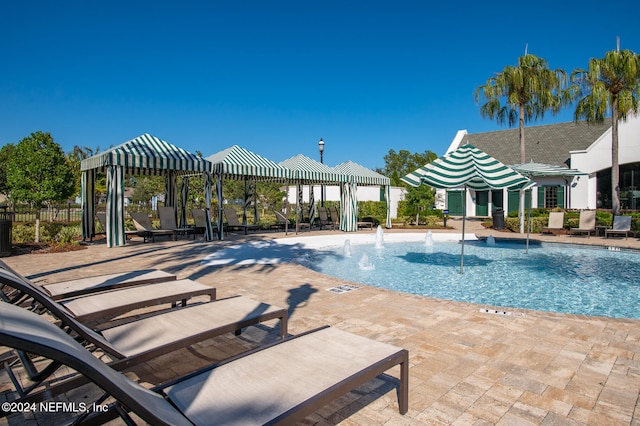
[319, 138, 325, 207]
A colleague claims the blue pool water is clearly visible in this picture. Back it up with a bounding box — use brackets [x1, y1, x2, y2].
[297, 240, 640, 319]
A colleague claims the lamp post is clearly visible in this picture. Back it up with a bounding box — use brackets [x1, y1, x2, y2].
[319, 138, 325, 206]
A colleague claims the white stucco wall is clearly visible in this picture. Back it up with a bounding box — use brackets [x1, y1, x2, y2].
[570, 114, 640, 209]
[284, 185, 406, 218]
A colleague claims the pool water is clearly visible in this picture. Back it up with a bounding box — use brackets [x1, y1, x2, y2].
[297, 240, 640, 319]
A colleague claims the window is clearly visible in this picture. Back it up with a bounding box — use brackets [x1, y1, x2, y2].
[545, 187, 558, 209]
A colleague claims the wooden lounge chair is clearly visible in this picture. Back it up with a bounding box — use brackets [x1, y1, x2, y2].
[317, 206, 334, 230]
[158, 206, 197, 240]
[0, 302, 407, 425]
[541, 211, 565, 234]
[0, 259, 176, 300]
[570, 210, 596, 237]
[223, 206, 260, 235]
[0, 267, 215, 323]
[130, 212, 175, 242]
[605, 215, 632, 239]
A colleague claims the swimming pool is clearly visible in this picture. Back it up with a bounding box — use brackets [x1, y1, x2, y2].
[297, 238, 640, 319]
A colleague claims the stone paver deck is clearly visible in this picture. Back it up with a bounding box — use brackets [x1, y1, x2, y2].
[2, 221, 640, 425]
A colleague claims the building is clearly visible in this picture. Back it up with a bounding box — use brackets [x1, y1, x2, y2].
[442, 114, 640, 216]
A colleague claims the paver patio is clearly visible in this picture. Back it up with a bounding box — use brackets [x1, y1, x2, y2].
[1, 220, 640, 425]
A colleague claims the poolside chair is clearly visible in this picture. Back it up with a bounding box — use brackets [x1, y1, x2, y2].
[0, 267, 215, 323]
[130, 212, 175, 242]
[605, 215, 632, 239]
[191, 208, 209, 238]
[271, 210, 290, 232]
[570, 210, 596, 237]
[223, 206, 260, 235]
[541, 211, 565, 234]
[0, 259, 176, 300]
[95, 212, 107, 235]
[317, 206, 334, 230]
[158, 206, 197, 240]
[329, 206, 341, 228]
[0, 302, 407, 425]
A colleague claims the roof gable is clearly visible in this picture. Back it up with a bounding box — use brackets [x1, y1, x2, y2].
[461, 121, 609, 167]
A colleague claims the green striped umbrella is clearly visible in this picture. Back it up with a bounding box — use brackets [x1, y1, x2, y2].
[402, 144, 533, 273]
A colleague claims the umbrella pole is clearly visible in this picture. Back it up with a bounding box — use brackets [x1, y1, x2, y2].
[526, 189, 531, 254]
[460, 185, 466, 274]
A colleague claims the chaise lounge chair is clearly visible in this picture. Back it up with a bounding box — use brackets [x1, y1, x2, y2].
[605, 215, 632, 239]
[191, 208, 209, 238]
[271, 210, 290, 233]
[0, 267, 215, 323]
[158, 206, 198, 240]
[317, 206, 334, 230]
[130, 212, 176, 242]
[223, 207, 260, 235]
[570, 210, 596, 237]
[541, 211, 565, 234]
[329, 206, 341, 229]
[0, 259, 176, 301]
[0, 302, 407, 425]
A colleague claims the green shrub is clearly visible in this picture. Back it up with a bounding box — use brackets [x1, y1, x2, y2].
[357, 201, 387, 224]
[11, 224, 35, 243]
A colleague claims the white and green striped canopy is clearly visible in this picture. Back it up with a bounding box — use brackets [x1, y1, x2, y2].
[279, 154, 345, 184]
[206, 145, 289, 239]
[206, 145, 290, 180]
[510, 162, 586, 178]
[333, 161, 391, 229]
[333, 161, 390, 186]
[81, 134, 213, 247]
[401, 144, 533, 190]
[81, 133, 210, 173]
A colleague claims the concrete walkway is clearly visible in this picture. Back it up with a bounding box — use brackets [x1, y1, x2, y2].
[1, 226, 640, 425]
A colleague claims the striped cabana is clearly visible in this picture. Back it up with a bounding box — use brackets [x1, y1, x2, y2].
[333, 161, 392, 230]
[402, 144, 533, 273]
[279, 154, 347, 233]
[206, 145, 290, 240]
[81, 133, 213, 247]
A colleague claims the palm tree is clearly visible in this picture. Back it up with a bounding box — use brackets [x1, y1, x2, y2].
[475, 53, 571, 232]
[571, 48, 640, 217]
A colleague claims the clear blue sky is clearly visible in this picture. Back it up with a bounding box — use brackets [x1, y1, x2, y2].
[2, 1, 639, 170]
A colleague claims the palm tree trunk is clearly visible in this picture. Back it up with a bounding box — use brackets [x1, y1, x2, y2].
[518, 104, 526, 233]
[611, 97, 620, 216]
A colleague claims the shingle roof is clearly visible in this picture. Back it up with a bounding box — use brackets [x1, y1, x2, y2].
[461, 121, 609, 167]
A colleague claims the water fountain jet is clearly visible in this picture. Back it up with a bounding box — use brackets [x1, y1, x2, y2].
[374, 225, 384, 249]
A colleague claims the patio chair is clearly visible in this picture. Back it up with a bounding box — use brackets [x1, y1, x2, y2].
[223, 206, 260, 235]
[95, 212, 107, 235]
[329, 206, 341, 228]
[271, 210, 290, 232]
[158, 206, 198, 240]
[0, 302, 407, 425]
[130, 212, 175, 242]
[605, 215, 632, 239]
[317, 206, 334, 230]
[570, 210, 597, 237]
[191, 208, 209, 238]
[0, 259, 176, 300]
[541, 211, 565, 234]
[0, 266, 215, 323]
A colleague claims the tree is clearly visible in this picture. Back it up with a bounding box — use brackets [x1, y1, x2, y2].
[130, 176, 165, 207]
[377, 149, 437, 186]
[378, 149, 437, 221]
[7, 132, 75, 210]
[475, 53, 572, 231]
[571, 48, 640, 216]
[0, 143, 15, 200]
[66, 145, 101, 197]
